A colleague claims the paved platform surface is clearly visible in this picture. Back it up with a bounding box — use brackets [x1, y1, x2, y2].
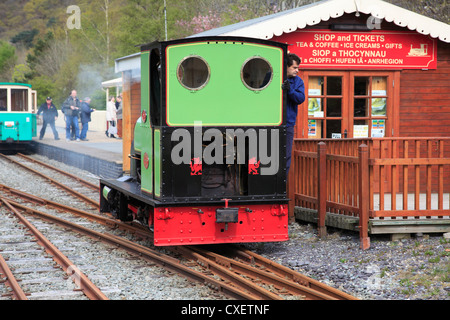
[33, 125, 124, 179]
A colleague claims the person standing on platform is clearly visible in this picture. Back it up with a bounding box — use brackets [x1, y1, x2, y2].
[115, 95, 122, 139]
[80, 97, 96, 141]
[282, 53, 305, 179]
[62, 90, 81, 142]
[37, 97, 60, 140]
[105, 96, 117, 138]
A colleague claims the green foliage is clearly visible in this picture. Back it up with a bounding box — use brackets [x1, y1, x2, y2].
[0, 41, 17, 81]
[10, 29, 39, 48]
[0, 0, 447, 101]
[12, 64, 31, 82]
[29, 75, 56, 105]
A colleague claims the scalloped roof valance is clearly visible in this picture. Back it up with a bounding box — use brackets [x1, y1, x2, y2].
[190, 0, 450, 43]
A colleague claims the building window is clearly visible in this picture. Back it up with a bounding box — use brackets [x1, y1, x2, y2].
[300, 71, 397, 139]
[307, 75, 343, 138]
[353, 76, 388, 138]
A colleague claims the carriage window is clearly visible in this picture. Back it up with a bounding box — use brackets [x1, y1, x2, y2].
[0, 89, 7, 111]
[241, 57, 272, 91]
[177, 56, 210, 90]
[11, 89, 28, 112]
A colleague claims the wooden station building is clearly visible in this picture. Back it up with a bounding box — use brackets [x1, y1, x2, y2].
[115, 0, 450, 247]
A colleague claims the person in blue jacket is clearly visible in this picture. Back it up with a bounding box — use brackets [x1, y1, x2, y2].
[282, 53, 305, 179]
[80, 97, 96, 141]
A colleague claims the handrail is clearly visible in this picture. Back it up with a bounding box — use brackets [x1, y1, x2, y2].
[291, 137, 450, 250]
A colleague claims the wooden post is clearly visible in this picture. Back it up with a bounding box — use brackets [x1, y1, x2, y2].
[288, 140, 295, 223]
[358, 144, 370, 250]
[317, 142, 327, 238]
[121, 71, 132, 174]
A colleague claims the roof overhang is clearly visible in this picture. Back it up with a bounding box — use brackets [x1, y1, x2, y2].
[190, 0, 450, 43]
[115, 52, 140, 74]
[102, 77, 123, 88]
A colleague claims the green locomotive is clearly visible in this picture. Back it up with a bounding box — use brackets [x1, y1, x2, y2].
[100, 36, 289, 246]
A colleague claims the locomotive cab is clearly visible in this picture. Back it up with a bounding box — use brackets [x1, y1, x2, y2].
[100, 37, 290, 246]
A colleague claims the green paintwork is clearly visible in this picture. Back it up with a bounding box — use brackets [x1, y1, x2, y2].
[140, 52, 150, 118]
[137, 51, 154, 194]
[140, 127, 153, 195]
[166, 41, 283, 127]
[154, 129, 161, 197]
[133, 117, 143, 152]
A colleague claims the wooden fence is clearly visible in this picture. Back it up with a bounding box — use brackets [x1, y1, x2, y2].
[289, 138, 450, 250]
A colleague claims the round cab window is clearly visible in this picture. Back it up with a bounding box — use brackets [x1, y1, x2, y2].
[177, 56, 210, 90]
[241, 57, 273, 91]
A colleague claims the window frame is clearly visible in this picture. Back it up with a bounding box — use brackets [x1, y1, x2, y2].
[298, 70, 399, 139]
[176, 55, 211, 91]
[240, 56, 273, 91]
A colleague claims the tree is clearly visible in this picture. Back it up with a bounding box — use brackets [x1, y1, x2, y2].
[0, 41, 17, 81]
[12, 64, 31, 82]
[69, 0, 122, 67]
[116, 0, 165, 56]
[10, 29, 39, 48]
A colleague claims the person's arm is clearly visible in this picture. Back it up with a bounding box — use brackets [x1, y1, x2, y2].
[288, 77, 306, 105]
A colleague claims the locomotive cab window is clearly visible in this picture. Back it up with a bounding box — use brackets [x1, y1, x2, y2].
[177, 56, 210, 91]
[241, 56, 272, 91]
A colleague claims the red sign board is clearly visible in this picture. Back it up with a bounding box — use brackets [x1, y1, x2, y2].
[276, 30, 437, 69]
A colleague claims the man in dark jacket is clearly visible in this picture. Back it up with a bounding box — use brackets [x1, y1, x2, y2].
[37, 97, 60, 140]
[62, 89, 81, 142]
[80, 97, 95, 141]
[283, 53, 305, 178]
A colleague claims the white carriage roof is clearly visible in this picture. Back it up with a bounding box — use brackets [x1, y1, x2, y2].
[190, 0, 450, 43]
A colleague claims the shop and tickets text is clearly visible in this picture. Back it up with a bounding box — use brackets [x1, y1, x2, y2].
[278, 30, 437, 69]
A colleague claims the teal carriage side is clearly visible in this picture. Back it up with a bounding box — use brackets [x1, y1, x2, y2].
[0, 83, 37, 146]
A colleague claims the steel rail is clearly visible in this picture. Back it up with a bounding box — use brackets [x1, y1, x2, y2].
[17, 153, 98, 190]
[0, 154, 98, 208]
[0, 253, 28, 300]
[0, 183, 151, 239]
[230, 246, 358, 300]
[188, 246, 340, 300]
[175, 246, 283, 300]
[1, 197, 258, 300]
[0, 184, 356, 300]
[0, 198, 108, 300]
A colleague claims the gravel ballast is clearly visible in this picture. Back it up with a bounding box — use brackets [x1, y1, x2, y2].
[1, 154, 448, 300]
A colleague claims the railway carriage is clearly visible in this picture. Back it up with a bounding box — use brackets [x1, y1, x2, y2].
[100, 36, 289, 246]
[0, 83, 37, 150]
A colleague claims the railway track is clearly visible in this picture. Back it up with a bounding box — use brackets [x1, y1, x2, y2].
[0, 154, 357, 300]
[0, 198, 107, 300]
[0, 153, 98, 209]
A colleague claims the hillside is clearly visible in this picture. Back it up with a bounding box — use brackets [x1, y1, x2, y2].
[0, 0, 448, 106]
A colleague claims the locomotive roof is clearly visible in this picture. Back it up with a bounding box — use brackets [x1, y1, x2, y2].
[138, 36, 287, 52]
[116, 36, 287, 74]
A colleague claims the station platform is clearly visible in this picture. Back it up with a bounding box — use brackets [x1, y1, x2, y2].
[31, 125, 124, 179]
